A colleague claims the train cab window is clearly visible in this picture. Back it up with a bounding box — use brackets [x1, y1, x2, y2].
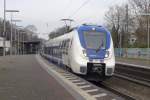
[83, 31, 106, 50]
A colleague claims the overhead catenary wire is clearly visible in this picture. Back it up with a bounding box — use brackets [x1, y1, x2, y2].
[68, 0, 91, 19]
[68, 0, 125, 19]
[64, 0, 123, 26]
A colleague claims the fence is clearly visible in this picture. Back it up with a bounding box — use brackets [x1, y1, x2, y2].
[115, 48, 150, 60]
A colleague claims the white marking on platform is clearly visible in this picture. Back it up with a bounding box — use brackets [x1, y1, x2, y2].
[75, 82, 86, 85]
[92, 93, 107, 98]
[71, 80, 81, 82]
[85, 89, 98, 93]
[63, 73, 72, 76]
[79, 85, 91, 89]
[64, 76, 74, 78]
[63, 74, 73, 77]
[67, 77, 78, 80]
[57, 71, 66, 73]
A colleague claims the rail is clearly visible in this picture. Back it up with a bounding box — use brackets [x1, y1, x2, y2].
[115, 62, 150, 87]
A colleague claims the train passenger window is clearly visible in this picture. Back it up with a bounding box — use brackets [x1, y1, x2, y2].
[59, 42, 62, 48]
[61, 42, 63, 48]
[66, 40, 68, 48]
[68, 39, 70, 48]
[62, 41, 65, 49]
[64, 40, 67, 48]
[70, 38, 73, 48]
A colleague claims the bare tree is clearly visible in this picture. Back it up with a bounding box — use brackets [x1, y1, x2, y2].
[24, 25, 38, 41]
[129, 0, 150, 47]
[105, 5, 128, 48]
[104, 0, 149, 48]
[25, 25, 37, 33]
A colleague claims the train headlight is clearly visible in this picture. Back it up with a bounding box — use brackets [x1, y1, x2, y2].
[105, 51, 110, 58]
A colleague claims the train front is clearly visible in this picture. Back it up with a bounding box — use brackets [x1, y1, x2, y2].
[72, 25, 115, 80]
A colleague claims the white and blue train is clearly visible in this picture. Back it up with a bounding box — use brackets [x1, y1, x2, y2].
[43, 24, 115, 81]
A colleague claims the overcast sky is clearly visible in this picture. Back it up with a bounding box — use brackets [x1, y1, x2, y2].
[0, 0, 127, 39]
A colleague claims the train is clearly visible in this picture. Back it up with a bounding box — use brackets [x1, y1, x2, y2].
[42, 24, 115, 81]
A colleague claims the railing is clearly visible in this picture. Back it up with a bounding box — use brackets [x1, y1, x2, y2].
[115, 48, 150, 60]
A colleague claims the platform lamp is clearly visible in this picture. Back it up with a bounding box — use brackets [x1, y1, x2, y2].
[19, 31, 26, 55]
[141, 13, 150, 59]
[16, 26, 24, 55]
[140, 13, 150, 49]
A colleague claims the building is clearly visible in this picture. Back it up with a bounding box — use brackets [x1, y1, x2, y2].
[0, 37, 10, 56]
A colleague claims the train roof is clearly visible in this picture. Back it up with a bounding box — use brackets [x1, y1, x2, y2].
[77, 24, 108, 32]
[45, 24, 110, 47]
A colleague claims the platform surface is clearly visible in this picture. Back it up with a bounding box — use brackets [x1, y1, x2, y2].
[0, 55, 75, 100]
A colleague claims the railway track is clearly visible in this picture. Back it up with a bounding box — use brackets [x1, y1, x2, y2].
[115, 62, 150, 87]
[92, 81, 136, 100]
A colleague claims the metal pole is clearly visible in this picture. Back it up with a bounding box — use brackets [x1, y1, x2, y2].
[18, 30, 19, 55]
[148, 16, 150, 59]
[20, 32, 22, 55]
[10, 12, 13, 55]
[22, 32, 25, 55]
[21, 32, 22, 55]
[120, 33, 122, 57]
[3, 0, 6, 56]
[148, 16, 149, 49]
[14, 22, 17, 55]
[23, 33, 24, 55]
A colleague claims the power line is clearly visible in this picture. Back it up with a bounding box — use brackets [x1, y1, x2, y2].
[61, 0, 73, 19]
[68, 0, 91, 19]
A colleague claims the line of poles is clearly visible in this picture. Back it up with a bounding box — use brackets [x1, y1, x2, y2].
[3, 0, 26, 56]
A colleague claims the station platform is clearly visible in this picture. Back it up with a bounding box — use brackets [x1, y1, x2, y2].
[116, 57, 150, 67]
[0, 55, 75, 100]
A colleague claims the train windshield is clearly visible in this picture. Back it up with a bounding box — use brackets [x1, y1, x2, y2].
[83, 31, 106, 50]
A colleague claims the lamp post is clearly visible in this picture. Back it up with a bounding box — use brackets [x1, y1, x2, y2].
[19, 31, 26, 55]
[16, 26, 23, 55]
[5, 10, 19, 55]
[141, 13, 150, 49]
[12, 20, 22, 55]
[3, 0, 19, 56]
[22, 32, 25, 55]
[3, 0, 6, 56]
[141, 13, 150, 59]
